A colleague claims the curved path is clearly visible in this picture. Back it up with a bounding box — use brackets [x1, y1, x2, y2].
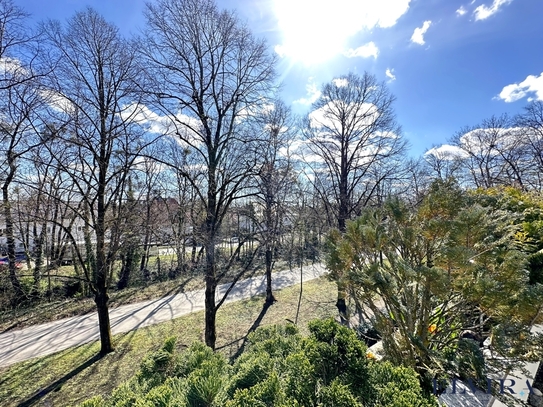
[0, 263, 327, 367]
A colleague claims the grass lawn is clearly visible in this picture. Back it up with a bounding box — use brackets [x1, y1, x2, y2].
[0, 273, 203, 332]
[0, 277, 338, 407]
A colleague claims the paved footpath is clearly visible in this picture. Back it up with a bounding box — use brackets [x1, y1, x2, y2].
[0, 263, 327, 368]
[437, 326, 543, 407]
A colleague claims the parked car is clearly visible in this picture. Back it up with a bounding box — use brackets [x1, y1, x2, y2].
[0, 253, 25, 268]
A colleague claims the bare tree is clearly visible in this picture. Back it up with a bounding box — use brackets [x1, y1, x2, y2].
[302, 72, 406, 324]
[132, 152, 164, 277]
[34, 137, 82, 270]
[0, 0, 51, 302]
[449, 114, 527, 189]
[253, 100, 295, 304]
[164, 141, 204, 272]
[42, 8, 147, 354]
[516, 101, 543, 191]
[0, 0, 41, 90]
[16, 142, 56, 292]
[423, 145, 464, 181]
[143, 0, 276, 349]
[0, 71, 51, 302]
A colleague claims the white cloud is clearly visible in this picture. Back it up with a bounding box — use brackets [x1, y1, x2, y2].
[122, 103, 172, 133]
[40, 89, 75, 114]
[425, 145, 468, 160]
[474, 0, 513, 21]
[0, 57, 26, 76]
[307, 101, 395, 163]
[344, 42, 379, 59]
[273, 0, 411, 64]
[426, 128, 527, 164]
[498, 73, 543, 103]
[385, 68, 396, 81]
[122, 103, 204, 147]
[294, 100, 400, 166]
[333, 78, 349, 88]
[456, 6, 467, 16]
[411, 20, 431, 45]
[309, 101, 379, 134]
[458, 127, 526, 157]
[293, 78, 322, 106]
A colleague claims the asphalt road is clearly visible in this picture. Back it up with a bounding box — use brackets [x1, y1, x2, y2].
[0, 263, 328, 368]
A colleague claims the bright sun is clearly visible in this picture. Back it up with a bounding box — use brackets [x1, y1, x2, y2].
[272, 0, 410, 65]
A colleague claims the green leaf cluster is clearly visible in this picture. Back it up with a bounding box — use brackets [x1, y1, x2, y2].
[472, 186, 543, 286]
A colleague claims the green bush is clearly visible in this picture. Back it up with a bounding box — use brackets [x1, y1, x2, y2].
[225, 388, 268, 407]
[305, 318, 371, 399]
[227, 352, 273, 397]
[376, 383, 437, 407]
[244, 323, 302, 358]
[186, 368, 226, 407]
[108, 379, 145, 407]
[176, 342, 228, 378]
[78, 396, 106, 407]
[227, 372, 284, 407]
[317, 379, 363, 407]
[181, 344, 229, 407]
[145, 384, 173, 407]
[281, 351, 317, 405]
[79, 320, 438, 407]
[138, 349, 176, 387]
[369, 362, 437, 407]
[138, 337, 180, 388]
[370, 361, 423, 392]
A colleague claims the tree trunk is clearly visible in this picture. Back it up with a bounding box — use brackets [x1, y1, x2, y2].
[204, 275, 217, 350]
[265, 248, 276, 304]
[203, 233, 218, 346]
[336, 288, 349, 326]
[118, 244, 137, 290]
[117, 255, 130, 290]
[336, 214, 349, 326]
[2, 186, 23, 300]
[33, 221, 47, 293]
[140, 201, 152, 273]
[95, 289, 114, 354]
[204, 170, 217, 350]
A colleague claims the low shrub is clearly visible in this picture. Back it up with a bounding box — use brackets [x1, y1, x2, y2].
[79, 319, 438, 407]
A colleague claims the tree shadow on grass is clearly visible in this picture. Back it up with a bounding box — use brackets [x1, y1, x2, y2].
[16, 353, 103, 407]
[220, 300, 274, 362]
[111, 273, 196, 305]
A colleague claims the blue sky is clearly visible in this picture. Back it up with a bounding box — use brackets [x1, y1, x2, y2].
[18, 0, 543, 157]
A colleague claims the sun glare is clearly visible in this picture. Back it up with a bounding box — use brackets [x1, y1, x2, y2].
[273, 0, 410, 65]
